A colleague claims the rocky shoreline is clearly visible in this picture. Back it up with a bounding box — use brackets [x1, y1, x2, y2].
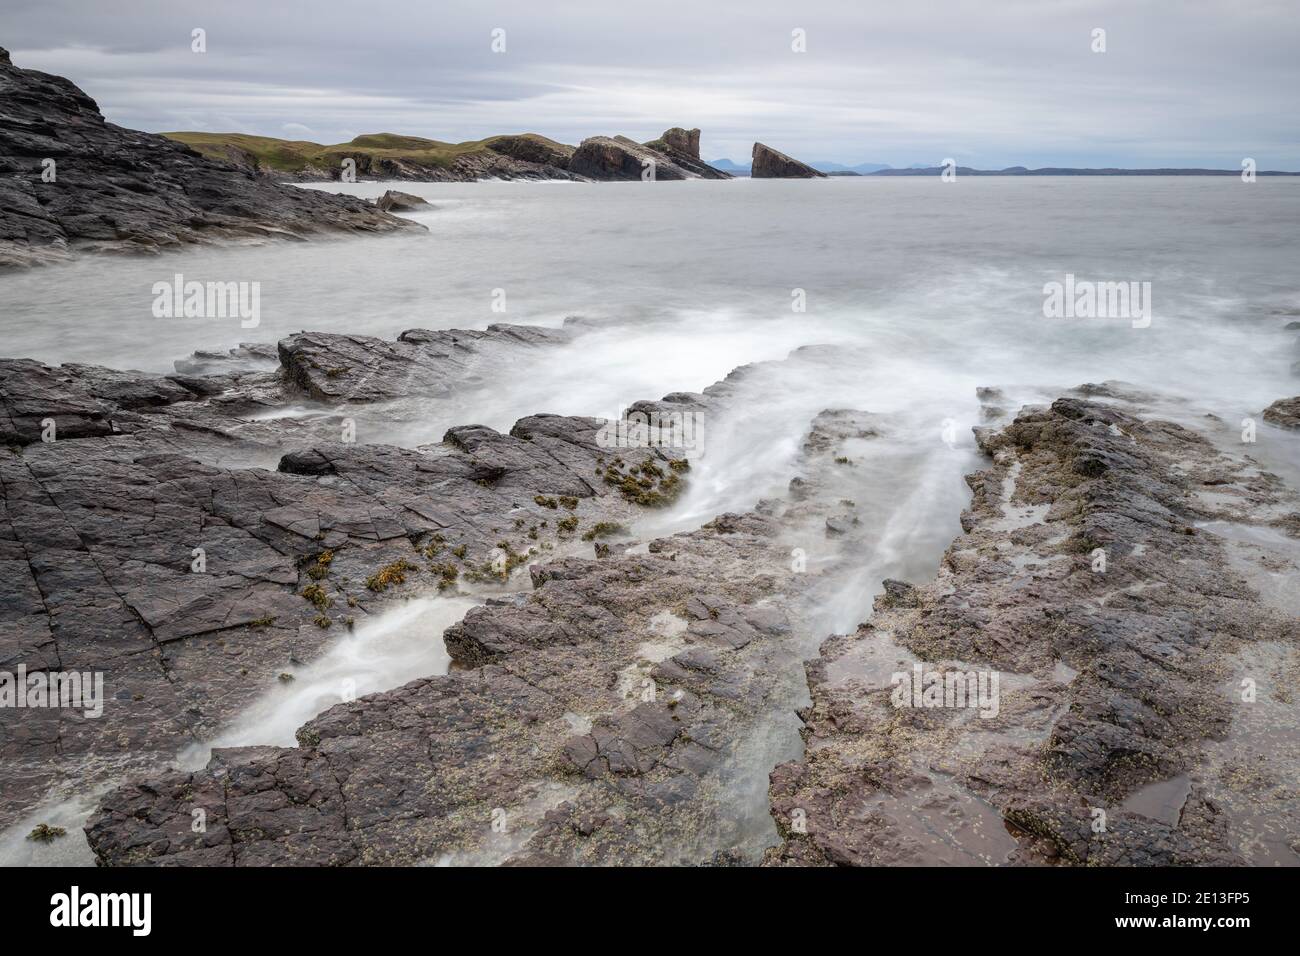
[3, 316, 1295, 864]
[766, 388, 1300, 865]
[173, 126, 814, 186]
[0, 321, 701, 835]
[3, 47, 1298, 870]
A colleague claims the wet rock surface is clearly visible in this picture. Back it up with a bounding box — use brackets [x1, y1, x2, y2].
[276, 323, 572, 403]
[5, 316, 1298, 868]
[0, 47, 420, 270]
[765, 392, 1300, 866]
[0, 323, 687, 831]
[1263, 396, 1300, 429]
[79, 388, 901, 864]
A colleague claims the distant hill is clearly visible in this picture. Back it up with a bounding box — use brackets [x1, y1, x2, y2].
[708, 158, 751, 175]
[166, 129, 734, 182]
[873, 165, 1300, 176]
[811, 161, 892, 174]
[164, 131, 582, 182]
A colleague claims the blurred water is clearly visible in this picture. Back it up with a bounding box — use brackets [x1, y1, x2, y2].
[5, 176, 1298, 622]
[3, 178, 1298, 863]
[176, 595, 479, 760]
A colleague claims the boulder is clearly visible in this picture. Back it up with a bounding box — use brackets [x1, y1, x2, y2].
[375, 190, 431, 212]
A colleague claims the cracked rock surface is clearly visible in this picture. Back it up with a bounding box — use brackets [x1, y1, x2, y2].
[0, 324, 687, 831]
[765, 391, 1300, 866]
[79, 393, 896, 864]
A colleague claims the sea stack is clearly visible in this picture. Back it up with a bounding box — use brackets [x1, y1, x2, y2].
[751, 142, 827, 179]
[569, 136, 692, 181]
[570, 130, 732, 181]
[643, 128, 732, 179]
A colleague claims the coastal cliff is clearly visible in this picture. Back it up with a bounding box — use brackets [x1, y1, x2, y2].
[0, 48, 420, 269]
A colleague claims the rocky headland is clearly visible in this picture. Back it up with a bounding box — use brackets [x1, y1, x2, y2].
[175, 127, 733, 184]
[0, 48, 420, 270]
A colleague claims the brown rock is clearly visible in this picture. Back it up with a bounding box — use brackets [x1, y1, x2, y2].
[751, 142, 826, 179]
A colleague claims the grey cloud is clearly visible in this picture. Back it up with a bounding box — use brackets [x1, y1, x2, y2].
[6, 0, 1298, 167]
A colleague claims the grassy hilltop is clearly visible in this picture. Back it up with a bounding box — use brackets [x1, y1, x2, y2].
[164, 131, 575, 177]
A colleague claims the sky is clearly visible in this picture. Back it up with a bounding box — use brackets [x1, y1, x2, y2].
[5, 0, 1299, 169]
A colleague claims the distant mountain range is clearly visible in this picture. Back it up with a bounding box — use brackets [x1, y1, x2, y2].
[872, 165, 1299, 176]
[713, 160, 1299, 177]
[710, 159, 891, 176]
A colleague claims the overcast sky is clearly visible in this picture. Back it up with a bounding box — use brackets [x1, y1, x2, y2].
[6, 0, 1298, 168]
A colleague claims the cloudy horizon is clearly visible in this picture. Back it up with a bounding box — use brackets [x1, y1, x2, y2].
[6, 0, 1299, 169]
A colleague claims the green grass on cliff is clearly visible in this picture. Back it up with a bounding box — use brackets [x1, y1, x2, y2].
[165, 131, 572, 174]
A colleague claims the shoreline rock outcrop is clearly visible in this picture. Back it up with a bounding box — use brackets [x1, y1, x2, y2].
[2, 329, 1295, 867]
[569, 136, 693, 181]
[0, 48, 421, 270]
[78, 383, 898, 865]
[173, 126, 732, 184]
[529, 128, 733, 182]
[0, 323, 691, 832]
[765, 389, 1300, 866]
